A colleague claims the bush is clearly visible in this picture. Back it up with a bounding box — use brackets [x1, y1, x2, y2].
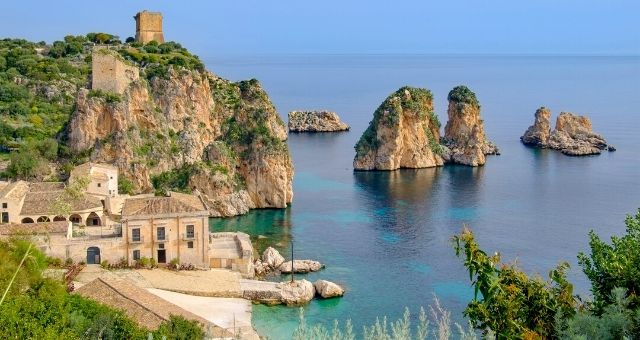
[136, 256, 150, 269]
[118, 176, 135, 195]
[100, 260, 109, 269]
[168, 258, 180, 271]
[447, 85, 479, 107]
[5, 148, 41, 179]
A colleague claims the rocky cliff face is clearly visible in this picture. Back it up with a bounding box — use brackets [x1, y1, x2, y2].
[442, 86, 499, 166]
[520, 107, 552, 147]
[353, 87, 444, 170]
[68, 68, 293, 216]
[520, 109, 614, 156]
[288, 111, 350, 132]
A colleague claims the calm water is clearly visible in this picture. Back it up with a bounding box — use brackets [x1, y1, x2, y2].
[205, 55, 640, 339]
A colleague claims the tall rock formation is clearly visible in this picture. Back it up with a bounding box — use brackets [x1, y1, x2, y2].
[442, 86, 499, 166]
[353, 87, 444, 170]
[68, 66, 293, 217]
[520, 107, 552, 147]
[520, 109, 614, 156]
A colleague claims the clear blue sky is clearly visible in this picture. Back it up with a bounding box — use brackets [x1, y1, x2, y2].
[1, 0, 638, 56]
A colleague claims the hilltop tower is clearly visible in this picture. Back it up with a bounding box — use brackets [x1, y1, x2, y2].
[134, 11, 164, 44]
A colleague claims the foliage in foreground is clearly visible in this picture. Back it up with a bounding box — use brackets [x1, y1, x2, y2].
[292, 297, 479, 340]
[0, 238, 205, 339]
[453, 209, 640, 339]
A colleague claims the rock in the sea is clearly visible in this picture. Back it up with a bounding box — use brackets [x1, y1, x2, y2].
[279, 260, 324, 274]
[549, 112, 610, 156]
[313, 280, 345, 298]
[288, 110, 350, 132]
[353, 87, 445, 170]
[520, 107, 552, 147]
[442, 86, 499, 166]
[261, 247, 285, 269]
[280, 279, 315, 306]
[521, 109, 614, 156]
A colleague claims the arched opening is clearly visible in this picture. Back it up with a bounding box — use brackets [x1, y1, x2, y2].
[86, 247, 100, 264]
[53, 216, 66, 222]
[37, 216, 50, 222]
[86, 212, 101, 226]
[21, 217, 34, 224]
[70, 214, 82, 225]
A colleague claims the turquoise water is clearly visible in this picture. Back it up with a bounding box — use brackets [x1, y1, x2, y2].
[207, 55, 640, 339]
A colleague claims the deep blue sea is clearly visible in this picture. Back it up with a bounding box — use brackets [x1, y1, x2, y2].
[205, 55, 640, 339]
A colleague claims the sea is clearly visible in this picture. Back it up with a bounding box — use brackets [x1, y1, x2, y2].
[204, 54, 640, 339]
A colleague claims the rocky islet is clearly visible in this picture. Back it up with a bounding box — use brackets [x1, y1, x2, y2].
[288, 110, 350, 132]
[521, 107, 614, 155]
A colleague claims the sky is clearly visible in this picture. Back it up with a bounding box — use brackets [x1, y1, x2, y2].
[0, 0, 638, 57]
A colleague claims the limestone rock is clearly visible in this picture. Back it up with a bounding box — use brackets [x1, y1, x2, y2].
[548, 112, 611, 156]
[67, 67, 294, 217]
[279, 260, 324, 274]
[443, 86, 499, 166]
[280, 279, 315, 306]
[288, 110, 350, 132]
[521, 109, 614, 156]
[261, 247, 285, 269]
[353, 87, 444, 170]
[521, 107, 552, 147]
[313, 280, 345, 298]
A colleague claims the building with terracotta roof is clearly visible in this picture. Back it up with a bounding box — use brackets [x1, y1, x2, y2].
[121, 191, 210, 267]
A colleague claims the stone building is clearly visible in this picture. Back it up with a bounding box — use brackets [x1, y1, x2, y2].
[134, 11, 164, 44]
[0, 181, 29, 224]
[91, 48, 139, 94]
[70, 162, 119, 198]
[121, 191, 210, 267]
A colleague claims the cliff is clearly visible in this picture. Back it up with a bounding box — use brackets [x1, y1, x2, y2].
[520, 109, 614, 156]
[68, 49, 293, 216]
[442, 86, 499, 166]
[353, 87, 444, 170]
[288, 111, 350, 132]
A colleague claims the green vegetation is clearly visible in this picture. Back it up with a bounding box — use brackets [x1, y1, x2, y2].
[3, 138, 60, 179]
[0, 238, 204, 339]
[355, 87, 438, 157]
[447, 86, 479, 107]
[453, 209, 640, 338]
[118, 41, 205, 80]
[151, 161, 233, 195]
[118, 176, 134, 195]
[87, 89, 121, 103]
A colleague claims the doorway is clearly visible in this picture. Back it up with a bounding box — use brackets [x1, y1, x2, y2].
[87, 247, 101, 264]
[157, 249, 166, 264]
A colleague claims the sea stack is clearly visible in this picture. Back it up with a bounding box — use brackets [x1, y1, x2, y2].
[442, 86, 499, 166]
[520, 107, 552, 147]
[353, 87, 444, 170]
[520, 109, 614, 155]
[288, 110, 350, 132]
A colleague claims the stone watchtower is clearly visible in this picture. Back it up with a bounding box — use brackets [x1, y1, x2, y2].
[134, 11, 164, 44]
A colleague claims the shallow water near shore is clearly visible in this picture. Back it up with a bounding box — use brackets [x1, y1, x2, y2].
[208, 55, 640, 339]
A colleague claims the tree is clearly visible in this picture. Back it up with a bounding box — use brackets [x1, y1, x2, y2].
[578, 209, 640, 311]
[5, 149, 40, 179]
[452, 228, 575, 338]
[50, 175, 90, 217]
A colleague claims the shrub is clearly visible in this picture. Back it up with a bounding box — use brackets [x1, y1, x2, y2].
[154, 315, 205, 339]
[136, 256, 150, 269]
[168, 258, 180, 271]
[447, 85, 479, 107]
[117, 176, 134, 195]
[100, 260, 109, 269]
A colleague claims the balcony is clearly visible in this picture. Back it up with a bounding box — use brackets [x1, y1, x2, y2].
[129, 235, 144, 244]
[182, 232, 197, 241]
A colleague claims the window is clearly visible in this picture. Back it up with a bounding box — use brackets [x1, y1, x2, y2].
[187, 241, 194, 249]
[2, 203, 6, 209]
[1, 212, 8, 223]
[133, 250, 140, 261]
[158, 243, 164, 249]
[157, 227, 165, 241]
[97, 183, 101, 187]
[132, 228, 141, 242]
[186, 225, 194, 239]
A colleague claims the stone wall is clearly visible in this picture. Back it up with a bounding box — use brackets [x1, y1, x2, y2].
[135, 11, 164, 44]
[91, 48, 139, 94]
